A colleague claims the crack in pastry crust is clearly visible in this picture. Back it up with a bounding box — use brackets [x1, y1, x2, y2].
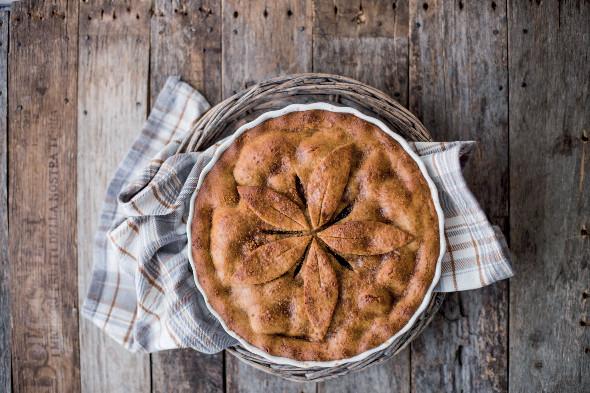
[191, 110, 439, 361]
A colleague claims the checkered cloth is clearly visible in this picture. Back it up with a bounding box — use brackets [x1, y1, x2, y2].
[82, 77, 513, 353]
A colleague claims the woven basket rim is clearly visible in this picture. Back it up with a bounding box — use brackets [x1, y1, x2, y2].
[179, 72, 445, 382]
[186, 102, 446, 369]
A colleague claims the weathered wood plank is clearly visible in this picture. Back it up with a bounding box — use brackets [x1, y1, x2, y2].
[0, 11, 9, 393]
[225, 352, 315, 393]
[221, 0, 312, 97]
[508, 1, 590, 391]
[313, 1, 411, 391]
[318, 355, 409, 393]
[153, 349, 224, 393]
[150, 0, 222, 104]
[408, 1, 509, 392]
[222, 0, 315, 390]
[149, 1, 224, 391]
[8, 1, 81, 392]
[313, 0, 409, 106]
[77, 1, 151, 392]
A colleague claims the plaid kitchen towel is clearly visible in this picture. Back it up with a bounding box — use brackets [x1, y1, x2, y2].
[82, 76, 513, 352]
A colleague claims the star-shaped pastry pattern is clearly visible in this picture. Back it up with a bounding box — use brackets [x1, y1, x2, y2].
[232, 144, 413, 341]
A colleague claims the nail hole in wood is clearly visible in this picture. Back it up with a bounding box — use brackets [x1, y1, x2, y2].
[493, 29, 499, 35]
[136, 14, 140, 19]
[582, 291, 589, 300]
[233, 29, 238, 34]
[83, 110, 88, 115]
[199, 6, 213, 16]
[127, 7, 131, 12]
[416, 22, 421, 28]
[581, 226, 588, 236]
[423, 3, 428, 10]
[585, 347, 590, 354]
[394, 92, 401, 98]
[533, 361, 543, 369]
[100, 9, 104, 18]
[521, 81, 527, 88]
[455, 345, 463, 366]
[233, 11, 238, 18]
[112, 11, 117, 19]
[581, 131, 588, 142]
[392, 2, 396, 9]
[523, 28, 528, 34]
[459, 2, 464, 10]
[287, 9, 293, 17]
[580, 320, 589, 327]
[263, 8, 268, 18]
[499, 85, 503, 91]
[491, 1, 497, 10]
[334, 5, 338, 15]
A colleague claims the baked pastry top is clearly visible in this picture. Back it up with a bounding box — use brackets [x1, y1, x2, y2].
[191, 110, 440, 361]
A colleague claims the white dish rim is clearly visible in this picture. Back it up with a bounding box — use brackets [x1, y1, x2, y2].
[186, 102, 445, 368]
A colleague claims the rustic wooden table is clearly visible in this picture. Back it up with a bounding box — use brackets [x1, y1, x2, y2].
[1, 0, 588, 392]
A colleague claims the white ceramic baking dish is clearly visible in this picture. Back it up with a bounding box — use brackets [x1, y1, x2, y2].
[187, 102, 445, 368]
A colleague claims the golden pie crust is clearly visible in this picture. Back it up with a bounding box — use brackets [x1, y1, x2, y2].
[191, 110, 440, 361]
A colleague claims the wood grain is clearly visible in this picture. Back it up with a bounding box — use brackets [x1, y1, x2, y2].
[508, 1, 590, 391]
[150, 0, 222, 104]
[0, 11, 9, 393]
[150, 1, 224, 391]
[8, 1, 81, 392]
[313, 0, 409, 106]
[77, 1, 151, 392]
[408, 1, 509, 392]
[221, 0, 315, 390]
[225, 352, 315, 393]
[153, 349, 224, 393]
[313, 1, 411, 391]
[221, 0, 313, 97]
[2, 0, 588, 391]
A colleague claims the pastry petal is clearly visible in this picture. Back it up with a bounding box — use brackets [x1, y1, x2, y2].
[307, 144, 353, 228]
[302, 240, 338, 341]
[233, 236, 311, 285]
[318, 220, 412, 255]
[238, 186, 309, 231]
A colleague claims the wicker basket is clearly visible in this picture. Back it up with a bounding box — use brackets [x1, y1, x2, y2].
[178, 73, 445, 382]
